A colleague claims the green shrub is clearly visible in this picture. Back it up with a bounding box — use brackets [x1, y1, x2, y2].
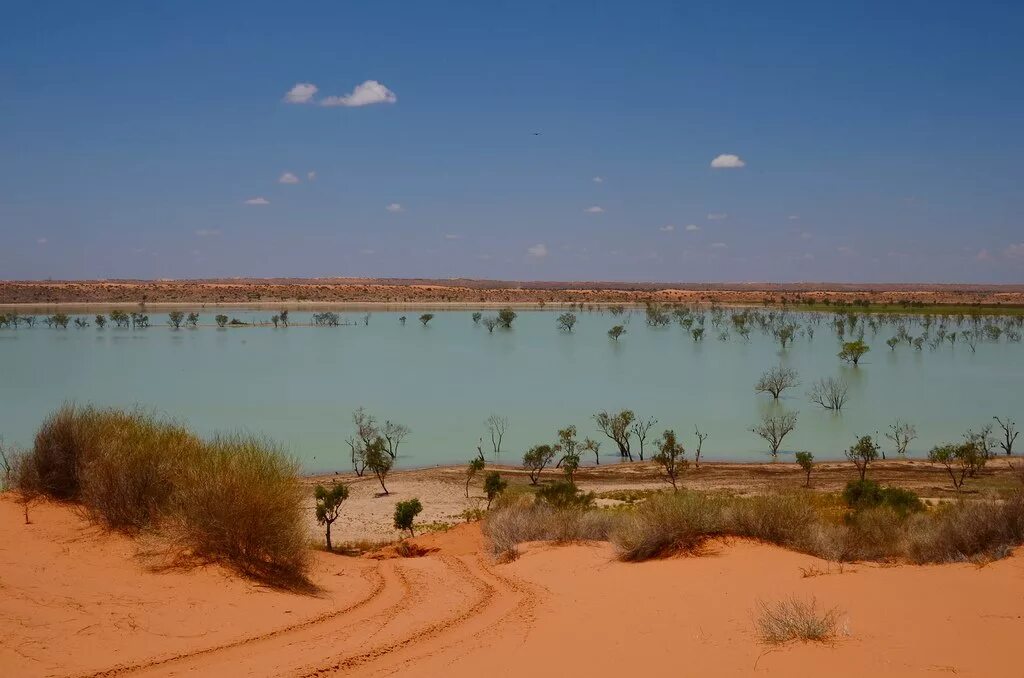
[394, 498, 423, 537]
[535, 480, 594, 509]
[842, 479, 923, 517]
[483, 471, 507, 509]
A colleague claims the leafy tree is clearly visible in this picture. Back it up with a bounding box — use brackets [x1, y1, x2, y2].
[497, 308, 517, 328]
[884, 420, 917, 458]
[928, 442, 983, 494]
[109, 310, 129, 328]
[279, 310, 289, 327]
[795, 451, 814, 487]
[74, 317, 89, 328]
[609, 304, 625, 316]
[554, 426, 581, 482]
[752, 411, 798, 459]
[994, 416, 1019, 456]
[483, 471, 507, 509]
[186, 312, 199, 328]
[630, 416, 657, 460]
[652, 429, 687, 490]
[94, 314, 107, 328]
[886, 336, 899, 351]
[365, 437, 393, 494]
[167, 311, 185, 329]
[774, 323, 797, 348]
[808, 377, 849, 411]
[486, 414, 508, 457]
[394, 498, 423, 537]
[466, 457, 485, 498]
[314, 482, 350, 552]
[536, 481, 594, 509]
[580, 437, 601, 465]
[523, 444, 556, 484]
[419, 313, 434, 326]
[608, 325, 626, 341]
[838, 339, 870, 366]
[399, 315, 407, 325]
[472, 312, 482, 324]
[755, 365, 800, 399]
[691, 327, 704, 342]
[594, 409, 635, 460]
[845, 435, 879, 481]
[482, 316, 499, 333]
[557, 312, 578, 333]
[215, 314, 229, 328]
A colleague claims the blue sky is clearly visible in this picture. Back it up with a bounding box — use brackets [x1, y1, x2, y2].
[2, 1, 1022, 283]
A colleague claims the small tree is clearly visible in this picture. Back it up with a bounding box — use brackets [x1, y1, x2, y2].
[419, 313, 434, 326]
[399, 316, 407, 325]
[845, 435, 879, 481]
[752, 411, 798, 459]
[608, 325, 625, 341]
[483, 471, 507, 509]
[381, 420, 410, 460]
[693, 427, 708, 469]
[394, 498, 423, 537]
[691, 328, 705, 342]
[838, 339, 870, 366]
[755, 365, 800, 400]
[557, 312, 578, 333]
[486, 414, 508, 457]
[482, 316, 499, 333]
[652, 429, 687, 490]
[314, 482, 350, 552]
[795, 451, 814, 487]
[94, 314, 107, 329]
[594, 409, 635, 460]
[580, 438, 601, 465]
[630, 416, 657, 460]
[497, 308, 517, 328]
[167, 311, 185, 329]
[186, 312, 200, 328]
[365, 438, 393, 494]
[466, 457, 485, 498]
[994, 416, 1019, 456]
[523, 444, 556, 484]
[884, 420, 917, 458]
[928, 443, 981, 494]
[279, 310, 289, 327]
[472, 312, 482, 324]
[886, 336, 899, 351]
[215, 314, 228, 328]
[808, 377, 849, 411]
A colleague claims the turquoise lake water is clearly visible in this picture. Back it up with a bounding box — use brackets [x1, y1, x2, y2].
[1, 308, 1021, 472]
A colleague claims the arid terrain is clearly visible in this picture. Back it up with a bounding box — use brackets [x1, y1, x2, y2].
[4, 459, 1024, 677]
[3, 278, 1024, 308]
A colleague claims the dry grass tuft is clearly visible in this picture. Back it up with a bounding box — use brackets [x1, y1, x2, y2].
[482, 496, 615, 561]
[755, 596, 841, 644]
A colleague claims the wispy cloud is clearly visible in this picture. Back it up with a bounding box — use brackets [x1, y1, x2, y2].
[36, 237, 48, 245]
[306, 171, 317, 181]
[195, 229, 221, 237]
[707, 212, 728, 220]
[278, 172, 300, 184]
[584, 206, 605, 214]
[659, 224, 675, 232]
[444, 233, 460, 240]
[788, 214, 801, 220]
[685, 224, 700, 232]
[1004, 243, 1024, 260]
[283, 83, 318, 104]
[709, 242, 727, 249]
[710, 154, 746, 169]
[244, 197, 270, 205]
[837, 245, 856, 256]
[592, 176, 604, 183]
[321, 80, 397, 107]
[385, 203, 404, 213]
[527, 243, 548, 258]
[359, 248, 375, 255]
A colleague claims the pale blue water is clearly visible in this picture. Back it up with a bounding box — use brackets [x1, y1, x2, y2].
[1, 308, 1021, 472]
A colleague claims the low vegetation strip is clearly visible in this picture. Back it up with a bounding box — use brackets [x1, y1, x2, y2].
[10, 404, 309, 585]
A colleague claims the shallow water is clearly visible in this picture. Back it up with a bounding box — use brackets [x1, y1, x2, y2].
[1, 308, 1021, 472]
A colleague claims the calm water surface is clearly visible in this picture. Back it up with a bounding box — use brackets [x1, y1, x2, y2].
[1, 308, 1021, 472]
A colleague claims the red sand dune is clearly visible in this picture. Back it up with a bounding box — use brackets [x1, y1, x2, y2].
[2, 496, 1023, 677]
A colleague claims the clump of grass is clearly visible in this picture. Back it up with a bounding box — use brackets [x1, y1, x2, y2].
[755, 596, 841, 644]
[902, 494, 1024, 563]
[613, 491, 726, 561]
[483, 496, 616, 561]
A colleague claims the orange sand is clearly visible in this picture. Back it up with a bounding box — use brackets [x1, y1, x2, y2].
[2, 495, 1022, 677]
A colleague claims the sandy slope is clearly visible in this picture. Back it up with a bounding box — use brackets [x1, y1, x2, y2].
[3, 496, 1023, 678]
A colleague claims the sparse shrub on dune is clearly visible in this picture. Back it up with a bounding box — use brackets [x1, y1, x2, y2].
[482, 496, 615, 561]
[755, 596, 841, 645]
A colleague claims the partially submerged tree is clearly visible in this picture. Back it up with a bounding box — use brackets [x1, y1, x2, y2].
[752, 411, 798, 459]
[838, 339, 870, 366]
[482, 316, 499, 333]
[497, 308, 517, 328]
[808, 377, 849, 411]
[523, 444, 556, 485]
[884, 420, 917, 458]
[471, 312, 482, 324]
[652, 429, 688, 490]
[845, 435, 879, 481]
[94, 314, 107, 329]
[215, 314, 228, 328]
[608, 325, 626, 341]
[795, 451, 814, 487]
[466, 457, 485, 498]
[186, 312, 200, 328]
[557, 312, 578, 333]
[314, 482, 350, 552]
[994, 416, 1019, 456]
[755, 365, 800, 400]
[594, 409, 635, 460]
[691, 327, 705, 342]
[483, 471, 507, 509]
[381, 420, 410, 460]
[419, 313, 434, 326]
[630, 416, 657, 460]
[393, 498, 423, 537]
[580, 437, 601, 465]
[486, 414, 508, 457]
[167, 311, 185, 329]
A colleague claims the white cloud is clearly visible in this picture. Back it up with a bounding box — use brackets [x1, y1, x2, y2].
[592, 176, 604, 183]
[283, 83, 318, 104]
[788, 215, 801, 220]
[659, 224, 675, 232]
[444, 233, 460, 240]
[710, 154, 746, 169]
[244, 197, 270, 205]
[385, 203, 404, 213]
[307, 171, 317, 181]
[278, 172, 300, 184]
[321, 80, 397, 107]
[709, 242, 727, 249]
[584, 206, 605, 214]
[1004, 243, 1024, 260]
[707, 212, 728, 220]
[800, 231, 813, 240]
[195, 229, 221, 237]
[527, 243, 548, 258]
[685, 224, 700, 232]
[36, 237, 48, 245]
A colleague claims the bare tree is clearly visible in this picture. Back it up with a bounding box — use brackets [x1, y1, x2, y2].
[808, 377, 849, 411]
[347, 408, 378, 476]
[381, 420, 410, 460]
[752, 411, 798, 459]
[693, 427, 709, 469]
[755, 365, 800, 399]
[482, 316, 499, 333]
[630, 416, 657, 460]
[994, 416, 1019, 456]
[884, 420, 917, 458]
[594, 409, 635, 460]
[486, 414, 508, 457]
[652, 430, 688, 490]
